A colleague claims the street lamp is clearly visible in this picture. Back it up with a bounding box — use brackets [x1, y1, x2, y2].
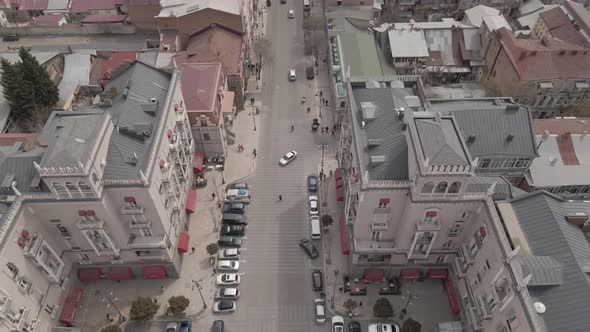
[101, 292, 126, 324]
[194, 280, 207, 309]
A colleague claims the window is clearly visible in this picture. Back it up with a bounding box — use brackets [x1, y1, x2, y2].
[515, 159, 529, 168]
[18, 276, 32, 292]
[66, 182, 82, 198]
[448, 225, 462, 237]
[434, 182, 448, 193]
[159, 183, 164, 194]
[422, 181, 435, 193]
[484, 259, 491, 271]
[371, 231, 381, 241]
[200, 119, 208, 127]
[79, 182, 93, 196]
[4, 262, 18, 279]
[203, 133, 211, 141]
[53, 182, 68, 198]
[476, 272, 482, 283]
[506, 308, 519, 330]
[475, 225, 488, 247]
[140, 229, 152, 237]
[463, 294, 471, 306]
[436, 255, 447, 263]
[448, 181, 461, 193]
[443, 240, 455, 248]
[56, 225, 71, 237]
[378, 198, 390, 208]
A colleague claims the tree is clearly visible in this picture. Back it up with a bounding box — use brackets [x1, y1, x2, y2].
[18, 47, 59, 108]
[311, 31, 327, 61]
[304, 15, 325, 32]
[0, 58, 34, 120]
[129, 297, 159, 321]
[101, 325, 122, 332]
[373, 297, 394, 319]
[206, 243, 219, 256]
[251, 36, 274, 79]
[321, 214, 334, 228]
[401, 318, 422, 332]
[343, 299, 358, 313]
[167, 296, 190, 316]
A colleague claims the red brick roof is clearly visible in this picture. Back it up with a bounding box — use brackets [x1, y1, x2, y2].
[496, 27, 590, 81]
[179, 63, 221, 112]
[32, 14, 64, 25]
[539, 7, 590, 48]
[81, 14, 128, 23]
[19, 0, 48, 10]
[69, 0, 127, 13]
[0, 133, 37, 146]
[99, 51, 140, 81]
[533, 118, 590, 135]
[556, 133, 580, 165]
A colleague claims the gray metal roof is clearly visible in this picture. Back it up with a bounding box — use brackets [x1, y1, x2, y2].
[509, 191, 590, 332]
[516, 255, 563, 286]
[0, 143, 46, 194]
[350, 79, 424, 181]
[413, 117, 470, 166]
[465, 176, 513, 199]
[58, 53, 91, 106]
[428, 99, 538, 159]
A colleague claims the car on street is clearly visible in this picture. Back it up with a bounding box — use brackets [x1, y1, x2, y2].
[279, 150, 298, 166]
[220, 225, 246, 236]
[217, 260, 240, 271]
[348, 321, 361, 332]
[215, 287, 240, 299]
[299, 239, 319, 259]
[212, 320, 224, 332]
[280, 0, 286, 3]
[289, 69, 296, 81]
[179, 320, 192, 332]
[306, 66, 315, 79]
[332, 316, 344, 332]
[216, 273, 241, 286]
[288, 9, 295, 18]
[218, 236, 242, 248]
[312, 270, 323, 291]
[3, 34, 19, 42]
[222, 213, 248, 225]
[314, 298, 326, 323]
[218, 248, 240, 260]
[213, 300, 236, 313]
[368, 323, 400, 332]
[165, 322, 178, 332]
[307, 175, 318, 192]
[227, 182, 249, 190]
[222, 203, 246, 214]
[309, 195, 319, 215]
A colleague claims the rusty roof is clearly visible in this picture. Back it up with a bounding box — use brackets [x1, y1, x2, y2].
[534, 118, 590, 135]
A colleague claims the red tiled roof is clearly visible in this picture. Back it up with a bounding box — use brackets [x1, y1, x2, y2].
[100, 51, 139, 79]
[540, 7, 590, 48]
[69, 0, 127, 13]
[19, 0, 48, 10]
[556, 133, 580, 165]
[0, 133, 37, 146]
[496, 27, 590, 81]
[179, 63, 221, 112]
[533, 118, 590, 135]
[81, 14, 127, 23]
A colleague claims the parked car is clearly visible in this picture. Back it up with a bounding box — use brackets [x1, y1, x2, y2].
[215, 287, 240, 299]
[218, 248, 240, 260]
[332, 316, 344, 332]
[289, 69, 296, 81]
[222, 213, 248, 225]
[212, 320, 224, 332]
[279, 150, 298, 166]
[288, 9, 295, 18]
[368, 323, 400, 332]
[307, 175, 318, 192]
[225, 188, 251, 197]
[213, 300, 236, 313]
[314, 298, 326, 323]
[216, 273, 240, 286]
[165, 322, 178, 332]
[2, 34, 19, 42]
[299, 239, 319, 259]
[312, 270, 323, 291]
[220, 225, 245, 236]
[348, 321, 361, 332]
[217, 260, 240, 271]
[227, 182, 249, 190]
[179, 320, 192, 332]
[218, 236, 242, 248]
[306, 66, 315, 79]
[280, 0, 286, 3]
[224, 189, 251, 204]
[222, 203, 246, 214]
[309, 195, 319, 215]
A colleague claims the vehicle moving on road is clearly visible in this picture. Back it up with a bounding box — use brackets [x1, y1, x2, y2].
[288, 69, 297, 81]
[331, 316, 344, 332]
[312, 270, 323, 291]
[227, 182, 249, 190]
[213, 300, 236, 313]
[279, 150, 298, 166]
[218, 248, 240, 260]
[218, 236, 242, 248]
[299, 239, 319, 259]
[368, 323, 401, 332]
[217, 260, 240, 271]
[215, 287, 240, 300]
[216, 273, 241, 286]
[314, 298, 326, 323]
[288, 9, 295, 18]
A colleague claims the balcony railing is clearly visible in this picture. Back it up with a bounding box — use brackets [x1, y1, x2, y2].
[354, 239, 396, 253]
[77, 218, 105, 230]
[417, 219, 440, 231]
[121, 205, 145, 215]
[128, 235, 166, 249]
[129, 219, 152, 229]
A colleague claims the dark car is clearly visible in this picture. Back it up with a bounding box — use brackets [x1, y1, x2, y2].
[220, 225, 245, 236]
[212, 320, 224, 332]
[179, 320, 192, 332]
[307, 175, 318, 192]
[312, 270, 323, 291]
[2, 34, 19, 42]
[218, 236, 242, 248]
[306, 66, 315, 79]
[348, 321, 361, 332]
[222, 202, 246, 214]
[222, 213, 248, 225]
[299, 239, 319, 259]
[227, 182, 249, 190]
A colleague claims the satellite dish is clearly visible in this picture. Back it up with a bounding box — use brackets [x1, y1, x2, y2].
[534, 302, 546, 314]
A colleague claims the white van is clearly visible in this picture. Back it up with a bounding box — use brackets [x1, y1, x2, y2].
[310, 216, 321, 240]
[225, 189, 251, 204]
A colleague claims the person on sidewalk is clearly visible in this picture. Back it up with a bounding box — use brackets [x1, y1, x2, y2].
[211, 193, 216, 200]
[320, 91, 323, 97]
[253, 149, 257, 157]
[278, 194, 282, 201]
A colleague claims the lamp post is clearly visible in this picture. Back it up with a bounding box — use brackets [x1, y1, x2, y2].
[101, 292, 126, 324]
[194, 280, 207, 309]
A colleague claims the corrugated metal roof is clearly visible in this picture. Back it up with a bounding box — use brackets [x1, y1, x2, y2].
[387, 29, 429, 58]
[516, 255, 563, 286]
[339, 33, 383, 77]
[58, 53, 92, 105]
[464, 5, 500, 27]
[414, 118, 470, 165]
[0, 143, 46, 193]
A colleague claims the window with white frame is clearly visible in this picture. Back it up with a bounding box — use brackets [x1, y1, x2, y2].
[435, 255, 447, 263]
[371, 231, 381, 241]
[79, 253, 90, 262]
[66, 182, 82, 198]
[18, 276, 32, 292]
[448, 224, 462, 237]
[52, 182, 68, 198]
[140, 229, 153, 237]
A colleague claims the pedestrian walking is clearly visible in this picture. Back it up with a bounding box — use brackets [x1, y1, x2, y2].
[250, 97, 255, 105]
[161, 285, 165, 293]
[278, 194, 282, 201]
[359, 301, 363, 307]
[325, 126, 329, 132]
[106, 313, 110, 320]
[213, 268, 217, 273]
[332, 129, 335, 135]
[191, 247, 196, 254]
[320, 91, 323, 97]
[211, 193, 216, 200]
[253, 148, 257, 157]
[321, 127, 324, 134]
[330, 170, 333, 177]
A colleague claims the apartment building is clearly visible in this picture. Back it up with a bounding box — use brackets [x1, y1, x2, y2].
[0, 61, 195, 331]
[458, 0, 521, 16]
[531, 5, 590, 48]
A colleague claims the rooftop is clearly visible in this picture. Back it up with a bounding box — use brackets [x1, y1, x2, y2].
[428, 98, 538, 159]
[58, 53, 92, 107]
[338, 33, 384, 77]
[533, 118, 590, 135]
[564, 0, 590, 34]
[158, 0, 240, 18]
[387, 29, 429, 58]
[32, 14, 65, 26]
[69, 0, 126, 13]
[517, 4, 560, 29]
[81, 15, 128, 24]
[539, 7, 590, 48]
[19, 0, 48, 10]
[178, 62, 221, 112]
[463, 5, 500, 28]
[411, 115, 470, 166]
[0, 142, 45, 194]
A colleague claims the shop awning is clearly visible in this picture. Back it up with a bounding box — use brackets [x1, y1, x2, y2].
[335, 182, 344, 202]
[193, 152, 204, 173]
[428, 269, 448, 279]
[364, 268, 385, 282]
[110, 267, 134, 281]
[143, 265, 167, 279]
[339, 216, 349, 255]
[177, 232, 189, 253]
[334, 168, 342, 181]
[59, 287, 83, 325]
[78, 268, 101, 281]
[400, 269, 421, 279]
[444, 279, 461, 314]
[185, 190, 197, 214]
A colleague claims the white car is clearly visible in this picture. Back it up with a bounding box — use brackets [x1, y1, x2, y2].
[368, 323, 400, 332]
[288, 9, 295, 18]
[217, 260, 240, 271]
[216, 273, 240, 286]
[309, 195, 319, 215]
[218, 248, 240, 260]
[165, 322, 178, 332]
[213, 300, 236, 313]
[289, 69, 297, 81]
[314, 298, 326, 324]
[215, 287, 240, 299]
[332, 316, 344, 332]
[279, 150, 298, 166]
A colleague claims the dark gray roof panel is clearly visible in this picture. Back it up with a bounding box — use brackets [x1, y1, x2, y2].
[0, 143, 46, 194]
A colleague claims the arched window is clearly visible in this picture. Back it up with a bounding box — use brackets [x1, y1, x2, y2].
[65, 182, 82, 198]
[448, 181, 461, 193]
[79, 182, 93, 197]
[434, 181, 448, 193]
[422, 181, 435, 193]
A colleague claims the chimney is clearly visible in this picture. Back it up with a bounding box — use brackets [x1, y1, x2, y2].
[506, 133, 514, 142]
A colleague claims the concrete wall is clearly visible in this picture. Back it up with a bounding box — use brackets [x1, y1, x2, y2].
[0, 23, 136, 35]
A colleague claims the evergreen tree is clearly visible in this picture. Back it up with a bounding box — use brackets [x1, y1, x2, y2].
[0, 58, 34, 119]
[18, 47, 59, 108]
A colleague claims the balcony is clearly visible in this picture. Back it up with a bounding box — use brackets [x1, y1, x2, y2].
[417, 219, 440, 231]
[371, 222, 388, 231]
[128, 235, 166, 249]
[460, 243, 474, 265]
[121, 205, 145, 215]
[77, 218, 105, 230]
[354, 239, 396, 253]
[22, 235, 64, 283]
[129, 219, 152, 229]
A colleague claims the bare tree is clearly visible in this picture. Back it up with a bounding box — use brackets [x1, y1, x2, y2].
[304, 15, 325, 32]
[251, 36, 274, 80]
[311, 31, 327, 61]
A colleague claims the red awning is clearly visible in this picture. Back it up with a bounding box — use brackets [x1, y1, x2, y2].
[334, 168, 342, 181]
[110, 267, 134, 281]
[428, 269, 448, 279]
[339, 216, 349, 255]
[177, 232, 189, 253]
[379, 198, 390, 205]
[78, 268, 102, 281]
[143, 266, 167, 279]
[364, 268, 385, 282]
[59, 287, 83, 325]
[400, 269, 421, 279]
[185, 190, 197, 214]
[193, 152, 204, 173]
[444, 279, 461, 314]
[335, 182, 344, 202]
